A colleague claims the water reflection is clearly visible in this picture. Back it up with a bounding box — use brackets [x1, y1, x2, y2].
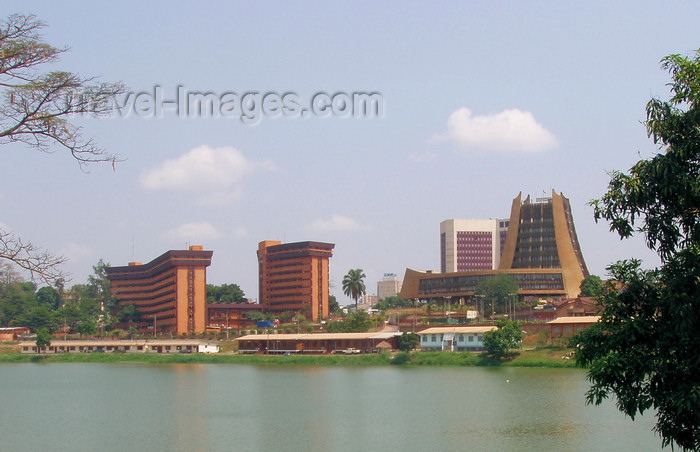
[0, 364, 660, 452]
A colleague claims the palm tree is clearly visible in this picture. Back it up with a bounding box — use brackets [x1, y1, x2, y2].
[342, 268, 366, 312]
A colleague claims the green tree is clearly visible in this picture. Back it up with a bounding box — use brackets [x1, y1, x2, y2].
[578, 275, 604, 298]
[475, 273, 518, 318]
[328, 294, 340, 314]
[36, 286, 62, 310]
[35, 327, 51, 351]
[21, 304, 56, 332]
[483, 318, 523, 357]
[397, 332, 420, 352]
[574, 50, 700, 451]
[342, 268, 366, 312]
[0, 14, 125, 285]
[373, 296, 413, 311]
[206, 283, 246, 303]
[76, 321, 96, 337]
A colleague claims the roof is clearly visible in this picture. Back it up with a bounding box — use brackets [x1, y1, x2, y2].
[547, 316, 601, 324]
[552, 297, 597, 307]
[18, 339, 219, 347]
[417, 326, 497, 335]
[235, 332, 402, 341]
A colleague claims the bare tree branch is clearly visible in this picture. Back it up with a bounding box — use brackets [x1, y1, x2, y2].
[0, 14, 126, 168]
[0, 13, 127, 283]
[0, 228, 68, 285]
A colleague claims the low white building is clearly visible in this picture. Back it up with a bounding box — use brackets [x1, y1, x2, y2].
[418, 326, 497, 351]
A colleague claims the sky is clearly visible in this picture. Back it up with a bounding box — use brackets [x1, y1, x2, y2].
[2, 2, 698, 305]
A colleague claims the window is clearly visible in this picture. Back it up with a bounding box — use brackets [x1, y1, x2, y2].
[468, 335, 474, 342]
[477, 335, 483, 342]
[458, 335, 464, 342]
[431, 334, 436, 343]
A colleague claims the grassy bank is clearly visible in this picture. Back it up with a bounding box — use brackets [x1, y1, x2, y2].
[0, 346, 579, 368]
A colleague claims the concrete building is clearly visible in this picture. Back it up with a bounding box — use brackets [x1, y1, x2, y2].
[235, 331, 401, 354]
[548, 316, 600, 340]
[401, 190, 589, 302]
[418, 326, 497, 351]
[106, 245, 213, 335]
[377, 273, 402, 300]
[20, 339, 219, 354]
[257, 240, 334, 322]
[206, 303, 265, 332]
[440, 219, 509, 272]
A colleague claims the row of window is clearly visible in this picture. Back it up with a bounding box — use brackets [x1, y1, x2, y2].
[421, 334, 484, 343]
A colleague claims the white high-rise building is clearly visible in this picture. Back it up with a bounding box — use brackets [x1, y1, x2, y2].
[440, 219, 509, 273]
[377, 273, 402, 300]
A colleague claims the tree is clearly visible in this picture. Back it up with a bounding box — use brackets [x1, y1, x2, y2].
[397, 332, 420, 352]
[574, 50, 700, 451]
[35, 327, 51, 351]
[578, 275, 604, 298]
[206, 283, 246, 303]
[0, 14, 125, 285]
[342, 268, 366, 312]
[328, 294, 340, 314]
[483, 318, 523, 357]
[474, 273, 518, 318]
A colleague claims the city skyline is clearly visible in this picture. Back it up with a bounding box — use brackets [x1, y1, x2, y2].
[3, 3, 698, 304]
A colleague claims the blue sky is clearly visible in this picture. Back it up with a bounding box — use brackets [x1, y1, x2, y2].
[2, 2, 698, 304]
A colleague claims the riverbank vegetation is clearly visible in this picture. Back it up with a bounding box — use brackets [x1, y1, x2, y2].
[0, 344, 578, 368]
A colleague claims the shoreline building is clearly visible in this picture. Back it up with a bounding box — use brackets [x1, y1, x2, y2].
[257, 240, 334, 321]
[106, 245, 213, 334]
[401, 190, 589, 302]
[440, 219, 509, 272]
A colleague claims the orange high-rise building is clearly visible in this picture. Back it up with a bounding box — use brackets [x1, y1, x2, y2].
[106, 245, 213, 334]
[257, 240, 334, 321]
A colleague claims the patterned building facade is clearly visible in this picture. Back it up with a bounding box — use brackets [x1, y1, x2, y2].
[440, 219, 509, 272]
[402, 190, 589, 301]
[257, 240, 334, 321]
[106, 245, 213, 334]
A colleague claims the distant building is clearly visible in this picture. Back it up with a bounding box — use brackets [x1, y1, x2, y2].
[206, 303, 265, 331]
[361, 294, 378, 308]
[106, 245, 213, 335]
[20, 339, 219, 354]
[548, 316, 600, 339]
[417, 326, 497, 351]
[440, 219, 509, 272]
[257, 240, 334, 322]
[377, 273, 402, 300]
[401, 190, 589, 302]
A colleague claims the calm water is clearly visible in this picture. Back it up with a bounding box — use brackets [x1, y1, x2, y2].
[0, 364, 661, 452]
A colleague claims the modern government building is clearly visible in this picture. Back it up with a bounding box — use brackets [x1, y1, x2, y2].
[400, 190, 589, 302]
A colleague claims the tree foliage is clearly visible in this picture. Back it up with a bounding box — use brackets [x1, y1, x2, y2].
[35, 327, 51, 350]
[342, 268, 366, 312]
[578, 275, 604, 298]
[206, 283, 246, 303]
[576, 50, 700, 451]
[474, 273, 518, 317]
[373, 295, 413, 311]
[483, 318, 523, 357]
[0, 14, 126, 285]
[397, 332, 420, 352]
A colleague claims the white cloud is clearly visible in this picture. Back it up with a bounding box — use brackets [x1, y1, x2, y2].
[161, 222, 222, 242]
[305, 215, 371, 233]
[140, 145, 274, 191]
[437, 107, 558, 152]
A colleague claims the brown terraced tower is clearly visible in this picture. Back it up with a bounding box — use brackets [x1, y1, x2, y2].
[257, 240, 334, 321]
[499, 190, 589, 293]
[106, 245, 213, 334]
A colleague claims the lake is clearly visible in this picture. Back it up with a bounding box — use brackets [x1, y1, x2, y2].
[0, 364, 661, 451]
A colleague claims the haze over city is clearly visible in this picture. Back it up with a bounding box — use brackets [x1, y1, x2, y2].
[3, 2, 699, 304]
